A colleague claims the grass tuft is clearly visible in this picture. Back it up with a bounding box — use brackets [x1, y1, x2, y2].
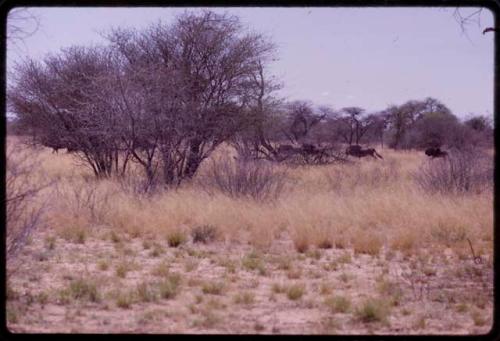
[68, 278, 100, 302]
[202, 281, 225, 295]
[191, 225, 218, 243]
[233, 291, 255, 305]
[159, 273, 182, 299]
[355, 298, 390, 323]
[286, 283, 305, 301]
[325, 295, 351, 313]
[167, 230, 187, 247]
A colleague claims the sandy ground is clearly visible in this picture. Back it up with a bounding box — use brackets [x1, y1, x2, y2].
[6, 226, 493, 335]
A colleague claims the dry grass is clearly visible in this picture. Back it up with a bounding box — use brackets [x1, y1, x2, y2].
[8, 139, 491, 262]
[325, 295, 351, 313]
[15, 140, 490, 256]
[5, 138, 494, 334]
[201, 281, 225, 295]
[233, 291, 255, 305]
[286, 283, 306, 300]
[355, 297, 391, 323]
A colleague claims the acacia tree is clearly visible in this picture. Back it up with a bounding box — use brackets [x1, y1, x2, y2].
[107, 11, 277, 185]
[384, 97, 452, 149]
[104, 29, 171, 187]
[10, 11, 278, 186]
[361, 112, 388, 147]
[9, 46, 128, 177]
[332, 107, 377, 145]
[384, 104, 414, 149]
[461, 114, 494, 148]
[281, 101, 326, 144]
[408, 110, 461, 148]
[230, 60, 284, 161]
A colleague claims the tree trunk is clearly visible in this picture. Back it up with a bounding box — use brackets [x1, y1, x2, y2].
[184, 138, 202, 179]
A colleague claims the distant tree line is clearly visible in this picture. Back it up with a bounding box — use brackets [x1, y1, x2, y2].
[7, 10, 494, 187]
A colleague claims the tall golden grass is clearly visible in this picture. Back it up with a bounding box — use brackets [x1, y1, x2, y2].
[7, 136, 493, 258]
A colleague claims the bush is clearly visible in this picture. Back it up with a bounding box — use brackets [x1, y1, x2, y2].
[325, 295, 351, 313]
[136, 282, 157, 302]
[326, 158, 401, 191]
[352, 233, 383, 256]
[414, 148, 493, 194]
[68, 278, 100, 302]
[200, 157, 287, 201]
[116, 291, 134, 309]
[167, 230, 187, 247]
[61, 179, 115, 224]
[159, 274, 182, 299]
[355, 298, 390, 323]
[191, 225, 218, 244]
[234, 291, 255, 305]
[6, 143, 53, 259]
[117, 173, 160, 196]
[202, 281, 225, 295]
[242, 251, 267, 275]
[286, 283, 305, 300]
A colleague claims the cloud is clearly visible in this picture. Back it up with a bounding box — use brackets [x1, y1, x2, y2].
[321, 91, 330, 97]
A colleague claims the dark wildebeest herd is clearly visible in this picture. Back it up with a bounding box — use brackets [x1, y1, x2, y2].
[424, 147, 448, 158]
[40, 135, 79, 154]
[344, 145, 448, 160]
[40, 133, 447, 162]
[345, 145, 383, 159]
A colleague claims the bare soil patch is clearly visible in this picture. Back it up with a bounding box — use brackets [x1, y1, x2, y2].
[6, 227, 493, 334]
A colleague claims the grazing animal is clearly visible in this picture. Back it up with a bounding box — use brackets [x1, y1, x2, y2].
[275, 144, 302, 161]
[345, 145, 383, 159]
[300, 143, 333, 164]
[425, 147, 448, 158]
[301, 143, 318, 154]
[301, 143, 327, 158]
[66, 145, 78, 153]
[277, 144, 301, 155]
[40, 136, 64, 154]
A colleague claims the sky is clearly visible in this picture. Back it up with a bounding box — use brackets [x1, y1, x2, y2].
[6, 7, 495, 119]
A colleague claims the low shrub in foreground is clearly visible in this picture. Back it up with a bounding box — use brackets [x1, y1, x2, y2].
[414, 148, 492, 194]
[355, 298, 390, 323]
[200, 157, 287, 201]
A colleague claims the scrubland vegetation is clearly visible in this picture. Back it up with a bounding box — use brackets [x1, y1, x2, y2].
[5, 9, 494, 335]
[5, 136, 493, 334]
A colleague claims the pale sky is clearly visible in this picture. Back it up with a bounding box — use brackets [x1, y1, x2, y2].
[6, 7, 495, 119]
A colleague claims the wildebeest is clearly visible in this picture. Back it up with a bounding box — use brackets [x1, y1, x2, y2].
[277, 144, 301, 155]
[40, 135, 64, 153]
[425, 147, 448, 158]
[345, 145, 383, 159]
[66, 143, 79, 153]
[300, 143, 335, 164]
[40, 135, 81, 154]
[275, 144, 301, 162]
